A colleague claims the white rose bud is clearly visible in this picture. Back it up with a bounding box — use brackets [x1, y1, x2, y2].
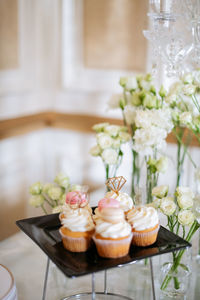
[105, 125, 120, 137]
[92, 123, 109, 132]
[156, 157, 168, 173]
[101, 148, 118, 165]
[131, 93, 142, 106]
[29, 195, 45, 207]
[140, 79, 151, 91]
[160, 197, 176, 216]
[48, 186, 63, 201]
[90, 145, 101, 156]
[182, 84, 196, 96]
[179, 112, 192, 126]
[54, 173, 70, 189]
[176, 186, 194, 209]
[125, 77, 138, 91]
[29, 182, 42, 195]
[152, 185, 169, 198]
[143, 93, 157, 109]
[97, 133, 113, 149]
[178, 210, 195, 226]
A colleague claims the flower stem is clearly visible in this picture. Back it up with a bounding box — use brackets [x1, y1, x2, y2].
[41, 204, 48, 215]
[161, 220, 200, 291]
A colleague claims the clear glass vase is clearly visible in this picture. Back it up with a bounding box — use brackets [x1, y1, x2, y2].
[159, 248, 192, 299]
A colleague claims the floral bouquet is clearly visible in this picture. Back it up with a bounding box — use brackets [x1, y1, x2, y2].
[29, 173, 86, 214]
[151, 185, 200, 293]
[108, 73, 174, 201]
[89, 122, 131, 181]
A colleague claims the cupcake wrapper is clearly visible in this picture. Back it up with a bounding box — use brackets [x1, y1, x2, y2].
[59, 228, 93, 252]
[93, 234, 133, 258]
[132, 225, 159, 247]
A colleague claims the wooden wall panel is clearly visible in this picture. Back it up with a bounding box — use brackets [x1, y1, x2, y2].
[84, 0, 148, 71]
[0, 0, 19, 70]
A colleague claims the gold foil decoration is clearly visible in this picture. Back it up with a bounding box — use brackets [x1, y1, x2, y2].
[106, 176, 126, 195]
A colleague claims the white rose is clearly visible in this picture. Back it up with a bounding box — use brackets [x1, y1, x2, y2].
[101, 148, 118, 165]
[54, 173, 70, 189]
[151, 109, 174, 133]
[124, 105, 137, 125]
[178, 210, 195, 226]
[142, 93, 157, 109]
[156, 157, 168, 173]
[97, 133, 113, 149]
[135, 110, 152, 128]
[160, 197, 176, 216]
[152, 185, 169, 198]
[179, 112, 192, 126]
[90, 145, 101, 156]
[92, 123, 109, 132]
[29, 182, 42, 195]
[176, 186, 194, 209]
[105, 125, 120, 137]
[29, 195, 45, 207]
[125, 77, 138, 91]
[182, 84, 196, 96]
[48, 186, 63, 201]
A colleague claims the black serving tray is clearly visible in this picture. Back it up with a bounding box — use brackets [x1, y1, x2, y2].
[16, 213, 191, 278]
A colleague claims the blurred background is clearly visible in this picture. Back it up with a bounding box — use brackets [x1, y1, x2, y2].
[0, 0, 198, 241]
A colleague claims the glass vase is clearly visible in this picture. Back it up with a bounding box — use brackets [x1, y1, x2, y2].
[159, 248, 192, 299]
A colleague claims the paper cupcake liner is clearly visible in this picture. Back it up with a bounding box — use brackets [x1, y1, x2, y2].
[132, 225, 159, 247]
[59, 228, 93, 252]
[92, 234, 133, 258]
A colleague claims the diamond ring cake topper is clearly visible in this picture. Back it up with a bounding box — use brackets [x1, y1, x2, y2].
[106, 176, 126, 195]
[66, 191, 89, 210]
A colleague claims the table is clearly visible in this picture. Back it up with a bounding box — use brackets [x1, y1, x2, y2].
[1, 231, 200, 300]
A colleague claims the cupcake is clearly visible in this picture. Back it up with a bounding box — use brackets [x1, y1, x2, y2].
[93, 207, 132, 258]
[127, 206, 159, 247]
[60, 191, 92, 221]
[59, 191, 95, 252]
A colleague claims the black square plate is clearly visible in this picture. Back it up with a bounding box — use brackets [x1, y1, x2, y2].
[16, 213, 191, 278]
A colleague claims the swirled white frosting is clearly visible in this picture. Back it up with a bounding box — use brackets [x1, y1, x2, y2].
[61, 208, 95, 232]
[127, 206, 159, 231]
[105, 191, 133, 212]
[95, 220, 131, 238]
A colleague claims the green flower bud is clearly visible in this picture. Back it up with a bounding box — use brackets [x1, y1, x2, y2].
[159, 85, 167, 98]
[48, 186, 63, 201]
[29, 182, 42, 195]
[131, 92, 142, 106]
